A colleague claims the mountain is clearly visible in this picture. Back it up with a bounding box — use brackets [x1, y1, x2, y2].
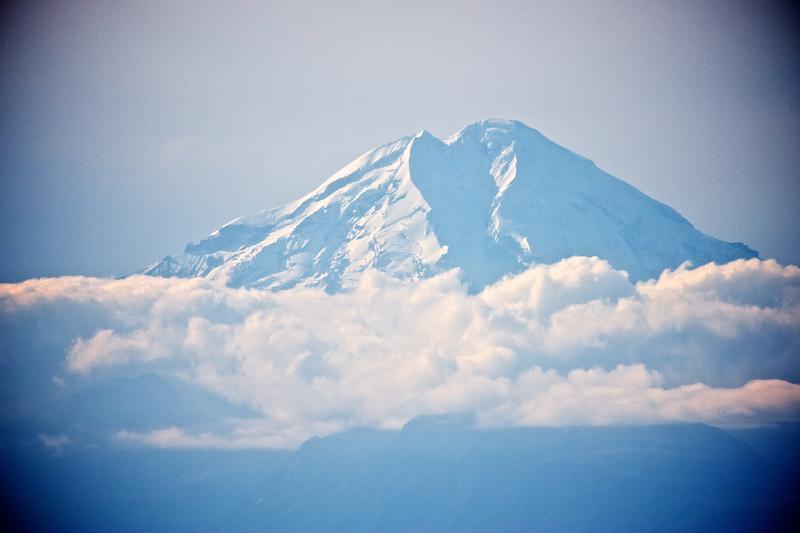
[143, 119, 757, 291]
[235, 418, 794, 531]
[4, 420, 796, 531]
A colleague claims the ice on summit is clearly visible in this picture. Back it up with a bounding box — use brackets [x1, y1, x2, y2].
[142, 119, 757, 291]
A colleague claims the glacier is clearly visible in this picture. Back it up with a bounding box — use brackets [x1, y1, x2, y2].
[143, 119, 757, 291]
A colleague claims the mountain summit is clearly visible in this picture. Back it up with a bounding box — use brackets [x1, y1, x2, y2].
[143, 119, 756, 291]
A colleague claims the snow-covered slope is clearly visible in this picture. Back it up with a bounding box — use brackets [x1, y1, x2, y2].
[143, 119, 757, 291]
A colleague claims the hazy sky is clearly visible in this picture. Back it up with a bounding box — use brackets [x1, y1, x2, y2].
[1, 0, 798, 281]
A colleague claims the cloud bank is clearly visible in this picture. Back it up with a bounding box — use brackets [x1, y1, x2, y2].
[1, 257, 799, 448]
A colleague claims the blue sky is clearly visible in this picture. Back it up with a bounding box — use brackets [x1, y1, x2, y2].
[1, 0, 798, 281]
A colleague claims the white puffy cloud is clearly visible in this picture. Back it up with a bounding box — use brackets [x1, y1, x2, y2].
[2, 257, 799, 448]
[483, 365, 800, 428]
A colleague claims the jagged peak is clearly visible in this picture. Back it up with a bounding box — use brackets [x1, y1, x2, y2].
[446, 118, 541, 144]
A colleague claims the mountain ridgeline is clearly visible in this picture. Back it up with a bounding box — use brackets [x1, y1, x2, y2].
[4, 419, 796, 531]
[143, 119, 756, 291]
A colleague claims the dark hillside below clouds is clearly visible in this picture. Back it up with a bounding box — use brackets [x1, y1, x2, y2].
[2, 420, 797, 531]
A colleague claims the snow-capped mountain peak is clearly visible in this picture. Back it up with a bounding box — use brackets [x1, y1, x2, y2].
[143, 119, 757, 291]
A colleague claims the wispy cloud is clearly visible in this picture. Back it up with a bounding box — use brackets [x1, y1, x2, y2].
[38, 433, 74, 454]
